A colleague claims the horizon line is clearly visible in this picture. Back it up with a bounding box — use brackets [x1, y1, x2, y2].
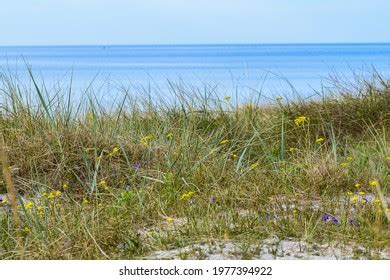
[1, 42, 390, 48]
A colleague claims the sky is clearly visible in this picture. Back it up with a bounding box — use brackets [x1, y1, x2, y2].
[0, 0, 389, 45]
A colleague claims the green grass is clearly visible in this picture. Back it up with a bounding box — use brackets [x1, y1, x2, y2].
[0, 70, 389, 259]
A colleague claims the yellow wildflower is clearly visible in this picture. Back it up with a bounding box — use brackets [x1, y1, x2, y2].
[98, 180, 109, 191]
[219, 139, 229, 145]
[354, 183, 361, 188]
[351, 196, 359, 202]
[374, 199, 382, 206]
[358, 191, 365, 196]
[224, 96, 231, 101]
[385, 156, 390, 161]
[1, 198, 7, 205]
[275, 96, 282, 102]
[180, 191, 195, 201]
[230, 153, 238, 159]
[250, 162, 259, 169]
[37, 206, 44, 218]
[25, 200, 34, 210]
[83, 198, 89, 206]
[166, 217, 174, 223]
[315, 137, 325, 144]
[62, 183, 69, 190]
[166, 133, 173, 140]
[347, 191, 353, 196]
[141, 134, 155, 147]
[369, 180, 379, 187]
[346, 156, 353, 161]
[42, 192, 47, 197]
[22, 227, 31, 235]
[47, 190, 61, 199]
[86, 112, 94, 122]
[288, 147, 296, 153]
[340, 162, 349, 168]
[294, 115, 309, 126]
[109, 146, 120, 156]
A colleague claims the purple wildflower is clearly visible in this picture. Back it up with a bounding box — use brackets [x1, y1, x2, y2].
[321, 213, 330, 221]
[132, 162, 141, 170]
[330, 216, 341, 225]
[265, 213, 271, 221]
[209, 196, 217, 204]
[321, 213, 340, 225]
[348, 217, 359, 227]
[0, 196, 3, 202]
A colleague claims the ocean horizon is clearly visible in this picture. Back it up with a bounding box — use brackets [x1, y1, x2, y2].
[1, 43, 390, 102]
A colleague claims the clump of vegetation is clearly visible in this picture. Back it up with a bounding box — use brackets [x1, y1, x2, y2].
[0, 70, 389, 259]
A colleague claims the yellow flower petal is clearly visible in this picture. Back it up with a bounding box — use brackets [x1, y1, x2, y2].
[369, 180, 379, 187]
[219, 139, 229, 145]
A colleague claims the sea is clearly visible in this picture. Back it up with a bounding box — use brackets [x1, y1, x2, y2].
[1, 43, 390, 103]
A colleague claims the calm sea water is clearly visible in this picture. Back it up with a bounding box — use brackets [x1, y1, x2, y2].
[1, 44, 390, 101]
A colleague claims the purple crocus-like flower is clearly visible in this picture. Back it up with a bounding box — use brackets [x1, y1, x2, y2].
[321, 213, 330, 221]
[362, 196, 372, 204]
[0, 196, 3, 202]
[209, 196, 217, 204]
[321, 213, 340, 225]
[330, 216, 341, 225]
[348, 217, 359, 227]
[132, 162, 141, 170]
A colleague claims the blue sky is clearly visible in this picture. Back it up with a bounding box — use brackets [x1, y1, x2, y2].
[0, 0, 389, 45]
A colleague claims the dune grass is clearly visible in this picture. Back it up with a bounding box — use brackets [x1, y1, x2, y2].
[0, 70, 389, 259]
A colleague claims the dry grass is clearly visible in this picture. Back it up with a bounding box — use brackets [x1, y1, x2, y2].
[0, 70, 389, 259]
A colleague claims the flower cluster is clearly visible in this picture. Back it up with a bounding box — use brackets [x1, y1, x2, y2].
[108, 146, 120, 157]
[230, 153, 238, 160]
[340, 156, 353, 168]
[140, 134, 155, 147]
[98, 180, 109, 191]
[321, 213, 340, 225]
[180, 191, 195, 201]
[369, 180, 379, 187]
[219, 139, 229, 145]
[37, 205, 44, 218]
[86, 112, 94, 122]
[25, 200, 34, 210]
[315, 137, 325, 144]
[43, 190, 62, 199]
[294, 115, 309, 126]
